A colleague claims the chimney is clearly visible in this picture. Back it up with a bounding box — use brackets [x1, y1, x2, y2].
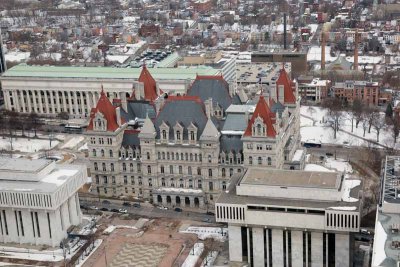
[354, 29, 359, 70]
[283, 13, 287, 50]
[205, 98, 213, 118]
[321, 31, 326, 71]
[116, 107, 122, 126]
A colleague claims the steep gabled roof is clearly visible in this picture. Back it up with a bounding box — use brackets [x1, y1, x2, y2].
[187, 75, 234, 110]
[87, 90, 121, 131]
[243, 96, 276, 138]
[138, 65, 158, 101]
[154, 96, 208, 140]
[276, 68, 296, 104]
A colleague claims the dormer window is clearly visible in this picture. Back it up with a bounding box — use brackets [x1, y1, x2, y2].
[252, 116, 266, 137]
[160, 121, 169, 143]
[190, 131, 195, 140]
[188, 123, 197, 144]
[173, 122, 183, 144]
[94, 112, 107, 131]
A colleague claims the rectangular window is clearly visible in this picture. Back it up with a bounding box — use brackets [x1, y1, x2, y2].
[31, 212, 35, 237]
[241, 227, 248, 262]
[307, 232, 311, 267]
[18, 211, 24, 237]
[14, 211, 19, 236]
[283, 230, 287, 267]
[47, 213, 52, 238]
[268, 229, 273, 266]
[0, 212, 3, 235]
[35, 212, 41, 238]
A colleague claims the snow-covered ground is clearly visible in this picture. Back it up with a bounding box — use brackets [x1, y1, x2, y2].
[202, 251, 218, 267]
[180, 227, 228, 242]
[342, 178, 361, 202]
[103, 225, 137, 234]
[324, 158, 353, 173]
[0, 137, 58, 153]
[304, 164, 334, 172]
[300, 106, 395, 148]
[61, 136, 85, 149]
[182, 243, 204, 267]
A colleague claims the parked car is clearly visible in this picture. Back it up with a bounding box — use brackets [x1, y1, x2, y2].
[80, 205, 88, 210]
[122, 202, 131, 207]
[158, 206, 168, 210]
[206, 211, 215, 216]
[110, 208, 119, 213]
[325, 152, 334, 157]
[89, 206, 98, 210]
[100, 207, 109, 211]
[133, 203, 141, 208]
[102, 200, 111, 205]
[174, 207, 183, 212]
[118, 209, 128, 213]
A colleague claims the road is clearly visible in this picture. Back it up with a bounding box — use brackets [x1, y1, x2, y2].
[79, 198, 216, 223]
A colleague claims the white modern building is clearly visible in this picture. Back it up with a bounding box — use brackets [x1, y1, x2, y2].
[216, 167, 362, 267]
[372, 156, 400, 267]
[0, 158, 86, 247]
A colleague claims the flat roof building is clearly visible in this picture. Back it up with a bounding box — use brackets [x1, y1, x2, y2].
[0, 158, 86, 247]
[216, 167, 362, 267]
[372, 156, 400, 267]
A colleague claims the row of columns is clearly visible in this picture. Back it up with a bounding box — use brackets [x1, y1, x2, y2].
[228, 225, 350, 267]
[3, 89, 129, 117]
[153, 194, 205, 208]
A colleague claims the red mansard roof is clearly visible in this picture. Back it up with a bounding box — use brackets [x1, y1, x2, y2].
[243, 96, 277, 138]
[87, 89, 121, 132]
[138, 65, 158, 101]
[276, 68, 296, 104]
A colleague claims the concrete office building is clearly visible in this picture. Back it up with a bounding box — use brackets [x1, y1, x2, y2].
[216, 167, 362, 267]
[0, 158, 86, 247]
[0, 65, 220, 118]
[372, 156, 400, 266]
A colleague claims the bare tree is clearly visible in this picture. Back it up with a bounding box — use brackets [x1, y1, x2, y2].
[372, 113, 386, 142]
[362, 114, 369, 137]
[391, 117, 400, 143]
[322, 98, 343, 139]
[352, 99, 364, 129]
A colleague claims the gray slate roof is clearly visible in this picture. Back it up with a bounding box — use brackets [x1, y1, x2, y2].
[187, 79, 233, 110]
[122, 131, 140, 147]
[222, 113, 248, 132]
[220, 135, 243, 153]
[122, 100, 156, 121]
[154, 99, 208, 140]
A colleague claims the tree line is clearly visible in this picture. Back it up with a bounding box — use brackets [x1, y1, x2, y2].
[321, 98, 399, 144]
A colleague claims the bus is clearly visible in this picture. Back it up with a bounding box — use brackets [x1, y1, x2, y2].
[303, 139, 322, 148]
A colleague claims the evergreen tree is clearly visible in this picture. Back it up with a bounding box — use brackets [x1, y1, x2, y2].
[386, 103, 393, 118]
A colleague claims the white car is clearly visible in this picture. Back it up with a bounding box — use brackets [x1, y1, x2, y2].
[157, 206, 168, 210]
[89, 206, 98, 210]
[118, 209, 128, 213]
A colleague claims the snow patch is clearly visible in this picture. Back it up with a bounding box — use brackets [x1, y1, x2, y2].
[342, 178, 361, 202]
[328, 206, 357, 211]
[304, 164, 335, 172]
[180, 227, 228, 242]
[372, 221, 387, 266]
[182, 243, 204, 267]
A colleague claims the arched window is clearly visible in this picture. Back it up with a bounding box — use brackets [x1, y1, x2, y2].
[109, 150, 113, 158]
[170, 178, 175, 187]
[162, 130, 167, 139]
[257, 124, 262, 135]
[110, 163, 114, 171]
[230, 168, 234, 177]
[190, 131, 195, 140]
[94, 162, 98, 171]
[195, 154, 198, 161]
[161, 178, 165, 186]
[222, 181, 227, 190]
[190, 153, 193, 161]
[167, 152, 170, 160]
[101, 149, 105, 157]
[176, 153, 179, 160]
[147, 165, 151, 174]
[249, 156, 253, 165]
[258, 157, 262, 165]
[268, 157, 272, 166]
[92, 149, 97, 157]
[130, 163, 134, 172]
[222, 168, 226, 177]
[122, 163, 126, 171]
[170, 165, 174, 174]
[160, 165, 165, 174]
[162, 152, 165, 160]
[158, 152, 161, 159]
[208, 155, 212, 163]
[146, 152, 150, 160]
[176, 131, 181, 140]
[208, 169, 212, 177]
[102, 163, 106, 171]
[197, 167, 201, 175]
[179, 166, 183, 174]
[188, 166, 192, 175]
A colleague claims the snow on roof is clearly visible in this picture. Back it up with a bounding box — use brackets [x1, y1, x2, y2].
[372, 221, 387, 266]
[328, 206, 357, 211]
[156, 187, 203, 194]
[342, 178, 361, 202]
[307, 46, 337, 63]
[304, 164, 335, 172]
[292, 149, 305, 162]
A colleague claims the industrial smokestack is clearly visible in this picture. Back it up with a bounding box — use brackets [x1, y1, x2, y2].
[283, 13, 287, 50]
[321, 31, 326, 71]
[354, 29, 359, 71]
